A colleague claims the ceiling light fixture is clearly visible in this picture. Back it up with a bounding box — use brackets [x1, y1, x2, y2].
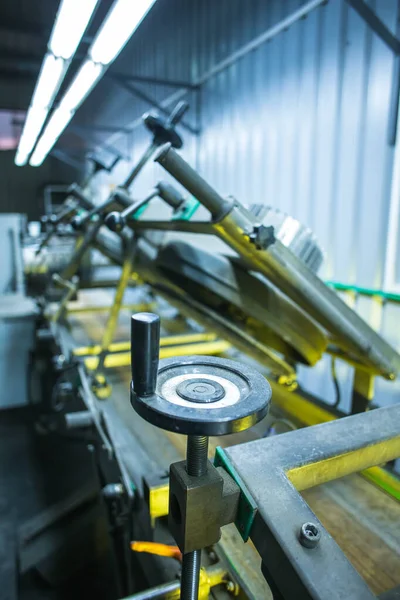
[49, 0, 99, 60]
[89, 0, 157, 65]
[15, 0, 99, 166]
[30, 108, 73, 167]
[60, 60, 103, 112]
[29, 0, 157, 167]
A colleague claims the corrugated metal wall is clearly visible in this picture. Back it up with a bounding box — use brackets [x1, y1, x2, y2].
[88, 0, 400, 410]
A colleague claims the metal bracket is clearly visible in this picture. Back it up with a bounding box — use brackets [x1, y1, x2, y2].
[346, 0, 400, 55]
[214, 447, 258, 542]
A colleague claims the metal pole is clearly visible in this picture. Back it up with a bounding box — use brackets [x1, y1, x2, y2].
[95, 239, 137, 373]
[180, 435, 209, 600]
[61, 220, 103, 281]
[123, 142, 158, 189]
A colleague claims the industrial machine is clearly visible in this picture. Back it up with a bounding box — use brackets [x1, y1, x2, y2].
[18, 103, 400, 600]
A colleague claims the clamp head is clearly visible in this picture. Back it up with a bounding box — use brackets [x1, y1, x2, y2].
[131, 355, 271, 436]
[70, 215, 84, 230]
[143, 113, 183, 149]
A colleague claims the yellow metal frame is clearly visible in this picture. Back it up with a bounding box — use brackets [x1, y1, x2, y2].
[269, 380, 400, 500]
[67, 302, 155, 315]
[73, 332, 221, 357]
[145, 392, 400, 522]
[82, 339, 231, 370]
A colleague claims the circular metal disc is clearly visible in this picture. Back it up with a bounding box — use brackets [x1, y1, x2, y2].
[131, 355, 271, 436]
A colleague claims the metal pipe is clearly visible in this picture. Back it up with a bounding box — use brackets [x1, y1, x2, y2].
[122, 580, 180, 599]
[65, 411, 94, 429]
[123, 142, 158, 189]
[121, 191, 158, 220]
[155, 144, 232, 219]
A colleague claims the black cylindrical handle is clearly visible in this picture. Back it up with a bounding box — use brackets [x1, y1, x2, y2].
[155, 144, 233, 219]
[156, 181, 185, 210]
[131, 313, 160, 396]
[167, 100, 189, 127]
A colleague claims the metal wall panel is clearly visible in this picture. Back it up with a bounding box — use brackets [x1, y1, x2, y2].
[195, 0, 400, 409]
[88, 0, 400, 409]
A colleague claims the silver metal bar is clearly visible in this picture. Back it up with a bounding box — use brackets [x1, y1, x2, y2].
[122, 580, 180, 599]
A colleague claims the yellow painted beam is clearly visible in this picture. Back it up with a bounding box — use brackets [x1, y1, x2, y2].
[269, 381, 400, 500]
[287, 437, 400, 492]
[270, 381, 336, 426]
[68, 302, 155, 315]
[74, 332, 220, 357]
[83, 340, 231, 370]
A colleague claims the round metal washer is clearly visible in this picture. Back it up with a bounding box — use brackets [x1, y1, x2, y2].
[131, 355, 272, 436]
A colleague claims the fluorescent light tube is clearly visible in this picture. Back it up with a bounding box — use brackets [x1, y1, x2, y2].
[15, 0, 99, 166]
[30, 108, 73, 167]
[17, 106, 48, 158]
[60, 60, 103, 112]
[31, 53, 65, 109]
[49, 0, 100, 60]
[89, 0, 156, 65]
[15, 150, 29, 167]
[28, 0, 157, 166]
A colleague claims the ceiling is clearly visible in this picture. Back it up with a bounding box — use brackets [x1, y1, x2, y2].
[0, 0, 197, 169]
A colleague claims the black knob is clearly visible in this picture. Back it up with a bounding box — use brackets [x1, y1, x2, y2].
[71, 215, 83, 230]
[131, 313, 160, 396]
[105, 211, 125, 233]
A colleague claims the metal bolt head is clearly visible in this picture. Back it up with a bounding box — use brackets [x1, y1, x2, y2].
[226, 580, 239, 594]
[102, 483, 125, 499]
[299, 522, 321, 549]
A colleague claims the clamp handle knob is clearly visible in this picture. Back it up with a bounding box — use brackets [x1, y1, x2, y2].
[156, 181, 185, 210]
[131, 313, 160, 396]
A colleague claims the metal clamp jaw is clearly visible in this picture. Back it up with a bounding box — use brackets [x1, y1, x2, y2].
[130, 312, 271, 599]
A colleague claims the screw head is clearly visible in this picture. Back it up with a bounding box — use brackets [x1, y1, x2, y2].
[299, 522, 321, 549]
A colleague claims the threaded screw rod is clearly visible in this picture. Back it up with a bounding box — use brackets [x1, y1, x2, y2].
[180, 435, 209, 600]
